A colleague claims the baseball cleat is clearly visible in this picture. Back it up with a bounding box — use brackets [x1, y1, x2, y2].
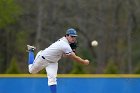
[27, 45, 36, 51]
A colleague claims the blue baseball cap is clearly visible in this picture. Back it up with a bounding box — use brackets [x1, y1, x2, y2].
[66, 28, 78, 36]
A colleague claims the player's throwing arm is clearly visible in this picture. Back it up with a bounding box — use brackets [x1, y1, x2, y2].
[67, 52, 90, 65]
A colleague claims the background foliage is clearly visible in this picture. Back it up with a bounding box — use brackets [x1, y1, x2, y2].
[0, 0, 140, 74]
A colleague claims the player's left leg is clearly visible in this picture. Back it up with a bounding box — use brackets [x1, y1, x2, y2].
[46, 62, 58, 93]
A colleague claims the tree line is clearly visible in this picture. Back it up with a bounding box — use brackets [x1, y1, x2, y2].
[0, 0, 140, 74]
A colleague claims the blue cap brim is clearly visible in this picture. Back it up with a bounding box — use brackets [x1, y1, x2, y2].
[70, 35, 78, 36]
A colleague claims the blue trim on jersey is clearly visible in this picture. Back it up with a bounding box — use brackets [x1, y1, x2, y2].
[28, 51, 34, 64]
[65, 51, 72, 54]
[50, 85, 57, 93]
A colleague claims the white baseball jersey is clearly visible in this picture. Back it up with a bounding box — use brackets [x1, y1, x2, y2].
[28, 37, 73, 85]
[41, 37, 73, 62]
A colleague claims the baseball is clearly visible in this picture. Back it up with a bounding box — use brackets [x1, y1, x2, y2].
[91, 40, 98, 47]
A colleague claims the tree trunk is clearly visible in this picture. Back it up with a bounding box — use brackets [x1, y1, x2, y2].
[36, 0, 43, 51]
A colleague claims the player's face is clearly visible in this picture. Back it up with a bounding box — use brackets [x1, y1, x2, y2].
[67, 35, 76, 43]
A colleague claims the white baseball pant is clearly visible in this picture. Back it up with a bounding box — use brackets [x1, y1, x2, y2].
[28, 50, 58, 86]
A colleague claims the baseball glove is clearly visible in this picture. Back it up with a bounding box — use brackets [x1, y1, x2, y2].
[70, 41, 78, 53]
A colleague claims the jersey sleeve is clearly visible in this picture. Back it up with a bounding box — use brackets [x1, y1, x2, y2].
[62, 43, 73, 55]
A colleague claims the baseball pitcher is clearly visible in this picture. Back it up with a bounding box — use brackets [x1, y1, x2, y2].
[27, 28, 90, 93]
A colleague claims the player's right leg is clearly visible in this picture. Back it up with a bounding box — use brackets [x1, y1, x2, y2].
[27, 45, 48, 74]
[27, 45, 36, 73]
[27, 45, 36, 65]
[29, 51, 47, 73]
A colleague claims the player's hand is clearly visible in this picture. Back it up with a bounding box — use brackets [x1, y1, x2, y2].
[84, 59, 90, 65]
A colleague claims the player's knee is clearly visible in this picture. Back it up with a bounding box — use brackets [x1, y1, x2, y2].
[28, 64, 39, 74]
[29, 68, 38, 74]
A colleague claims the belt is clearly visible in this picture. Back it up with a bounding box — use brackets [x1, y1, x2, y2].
[41, 56, 45, 59]
[41, 56, 56, 63]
